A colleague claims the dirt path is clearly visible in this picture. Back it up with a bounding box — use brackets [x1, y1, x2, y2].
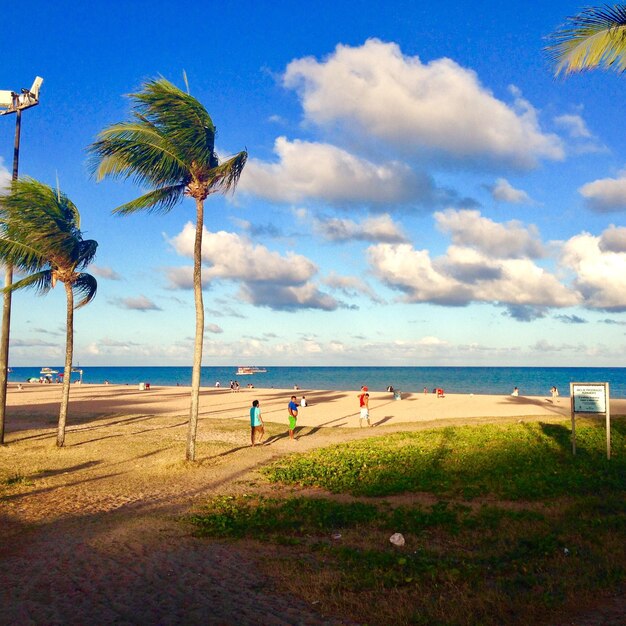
[1, 406, 624, 625]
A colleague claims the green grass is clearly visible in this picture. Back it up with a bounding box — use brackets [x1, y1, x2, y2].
[189, 419, 626, 625]
[261, 420, 626, 499]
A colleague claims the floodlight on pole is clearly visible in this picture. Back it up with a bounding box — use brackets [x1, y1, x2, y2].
[0, 76, 43, 444]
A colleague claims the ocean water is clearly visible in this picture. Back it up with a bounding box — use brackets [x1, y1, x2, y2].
[10, 365, 626, 398]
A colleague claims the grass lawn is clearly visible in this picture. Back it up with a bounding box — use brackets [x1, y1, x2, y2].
[189, 419, 626, 625]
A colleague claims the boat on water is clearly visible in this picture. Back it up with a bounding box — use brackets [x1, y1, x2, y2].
[39, 367, 59, 383]
[35, 367, 84, 384]
[236, 366, 268, 375]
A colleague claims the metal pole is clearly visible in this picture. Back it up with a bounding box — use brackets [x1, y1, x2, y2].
[570, 382, 576, 456]
[0, 109, 21, 444]
[606, 383, 611, 460]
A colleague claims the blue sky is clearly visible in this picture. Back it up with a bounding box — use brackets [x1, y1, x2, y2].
[1, 0, 626, 367]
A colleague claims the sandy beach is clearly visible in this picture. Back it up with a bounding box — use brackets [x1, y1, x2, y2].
[1, 383, 625, 625]
[7, 381, 626, 431]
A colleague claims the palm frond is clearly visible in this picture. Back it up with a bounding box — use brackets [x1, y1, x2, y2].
[72, 273, 97, 309]
[89, 119, 189, 186]
[0, 178, 98, 310]
[206, 151, 248, 195]
[547, 5, 626, 74]
[0, 178, 82, 257]
[75, 239, 98, 268]
[4, 270, 53, 295]
[131, 78, 217, 163]
[0, 237, 48, 273]
[112, 183, 188, 215]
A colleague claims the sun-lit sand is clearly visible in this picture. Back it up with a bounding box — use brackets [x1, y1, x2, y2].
[6, 381, 626, 431]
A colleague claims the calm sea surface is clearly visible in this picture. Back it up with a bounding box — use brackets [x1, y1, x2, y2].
[10, 366, 626, 398]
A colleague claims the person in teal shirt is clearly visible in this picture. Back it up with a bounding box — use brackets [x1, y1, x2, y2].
[250, 399, 264, 446]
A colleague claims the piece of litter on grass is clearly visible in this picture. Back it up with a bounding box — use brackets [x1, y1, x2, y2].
[563, 548, 570, 555]
[389, 532, 405, 546]
[332, 533, 342, 540]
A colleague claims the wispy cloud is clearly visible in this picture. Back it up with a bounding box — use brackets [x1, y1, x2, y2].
[487, 178, 532, 204]
[90, 265, 123, 280]
[110, 295, 162, 312]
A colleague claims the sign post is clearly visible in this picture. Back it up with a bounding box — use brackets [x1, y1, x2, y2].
[570, 383, 611, 459]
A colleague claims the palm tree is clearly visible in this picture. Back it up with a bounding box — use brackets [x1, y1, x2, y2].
[88, 77, 247, 461]
[547, 5, 626, 75]
[0, 178, 97, 447]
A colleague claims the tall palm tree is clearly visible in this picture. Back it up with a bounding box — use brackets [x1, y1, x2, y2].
[547, 5, 626, 75]
[88, 77, 247, 461]
[0, 178, 97, 447]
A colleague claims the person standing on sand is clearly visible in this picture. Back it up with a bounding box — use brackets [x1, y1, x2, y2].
[250, 399, 264, 446]
[551, 386, 559, 402]
[288, 395, 299, 440]
[358, 386, 371, 427]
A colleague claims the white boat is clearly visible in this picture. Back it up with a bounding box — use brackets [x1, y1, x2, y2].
[39, 367, 59, 382]
[235, 366, 268, 375]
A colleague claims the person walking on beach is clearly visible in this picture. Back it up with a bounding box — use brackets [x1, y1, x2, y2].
[288, 395, 299, 440]
[358, 386, 371, 427]
[550, 386, 559, 402]
[250, 399, 264, 446]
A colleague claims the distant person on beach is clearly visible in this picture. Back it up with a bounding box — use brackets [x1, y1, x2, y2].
[249, 399, 264, 446]
[550, 386, 559, 401]
[511, 387, 519, 397]
[215, 381, 221, 388]
[300, 396, 307, 407]
[358, 386, 371, 427]
[288, 395, 299, 440]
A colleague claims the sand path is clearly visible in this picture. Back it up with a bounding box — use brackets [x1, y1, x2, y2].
[1, 384, 624, 625]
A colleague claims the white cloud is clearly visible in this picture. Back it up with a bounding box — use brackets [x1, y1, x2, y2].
[170, 222, 316, 284]
[435, 209, 544, 259]
[489, 178, 532, 204]
[283, 39, 563, 168]
[313, 213, 408, 243]
[369, 241, 577, 309]
[579, 171, 626, 212]
[239, 282, 339, 311]
[0, 158, 10, 192]
[553, 113, 592, 139]
[164, 266, 210, 290]
[323, 271, 384, 303]
[205, 323, 223, 334]
[168, 223, 340, 311]
[110, 295, 162, 312]
[561, 230, 626, 310]
[599, 225, 626, 253]
[90, 265, 122, 280]
[239, 136, 434, 206]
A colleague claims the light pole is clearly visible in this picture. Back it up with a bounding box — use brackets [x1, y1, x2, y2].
[0, 77, 43, 444]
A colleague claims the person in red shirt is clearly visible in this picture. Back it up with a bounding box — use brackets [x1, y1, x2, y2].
[357, 386, 371, 427]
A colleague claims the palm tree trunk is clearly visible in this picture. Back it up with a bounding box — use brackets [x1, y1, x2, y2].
[0, 266, 12, 444]
[186, 197, 205, 461]
[57, 282, 74, 447]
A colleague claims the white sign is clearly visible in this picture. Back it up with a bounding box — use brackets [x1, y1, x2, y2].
[572, 384, 606, 414]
